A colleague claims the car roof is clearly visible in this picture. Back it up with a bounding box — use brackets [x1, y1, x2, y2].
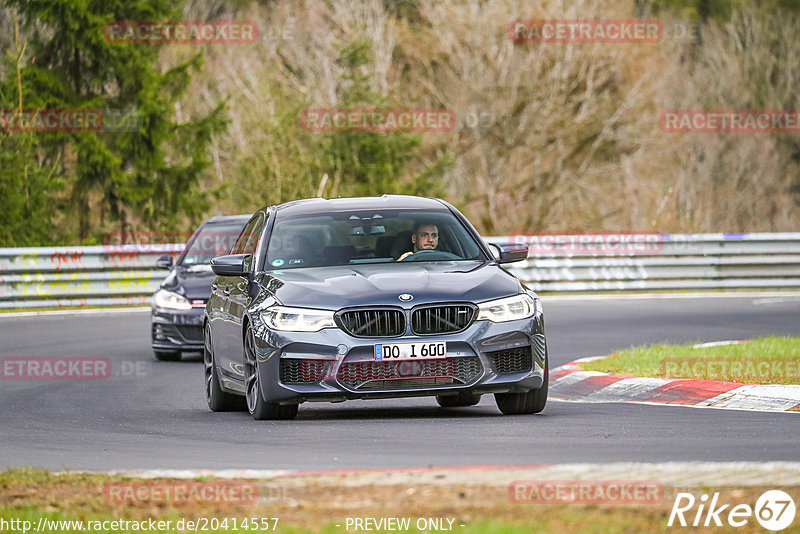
[270, 195, 448, 217]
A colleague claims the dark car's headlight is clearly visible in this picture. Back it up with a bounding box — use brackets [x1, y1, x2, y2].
[153, 289, 191, 311]
[262, 306, 336, 332]
[477, 294, 538, 323]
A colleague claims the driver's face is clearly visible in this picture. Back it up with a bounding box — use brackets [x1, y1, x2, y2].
[412, 224, 439, 251]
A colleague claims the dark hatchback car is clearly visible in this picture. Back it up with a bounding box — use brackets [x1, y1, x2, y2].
[204, 196, 547, 419]
[151, 215, 251, 361]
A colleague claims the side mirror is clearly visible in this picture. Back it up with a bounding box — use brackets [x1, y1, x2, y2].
[210, 254, 250, 276]
[156, 255, 174, 269]
[487, 242, 529, 264]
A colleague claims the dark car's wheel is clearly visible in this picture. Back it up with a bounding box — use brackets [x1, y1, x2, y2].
[244, 325, 298, 421]
[436, 392, 481, 408]
[494, 358, 548, 415]
[204, 323, 246, 412]
[154, 350, 181, 362]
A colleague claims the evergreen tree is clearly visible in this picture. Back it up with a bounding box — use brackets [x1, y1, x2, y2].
[0, 13, 63, 246]
[1, 0, 225, 243]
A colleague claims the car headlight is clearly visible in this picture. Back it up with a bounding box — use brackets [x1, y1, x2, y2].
[477, 294, 537, 323]
[153, 289, 192, 311]
[262, 306, 336, 332]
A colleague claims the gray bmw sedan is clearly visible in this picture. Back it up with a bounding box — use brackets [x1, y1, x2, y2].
[204, 195, 547, 420]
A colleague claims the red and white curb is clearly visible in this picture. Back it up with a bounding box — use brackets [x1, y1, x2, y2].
[551, 357, 800, 413]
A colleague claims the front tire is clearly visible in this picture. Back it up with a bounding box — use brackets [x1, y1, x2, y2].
[204, 323, 246, 412]
[244, 325, 298, 420]
[436, 392, 481, 408]
[495, 358, 548, 415]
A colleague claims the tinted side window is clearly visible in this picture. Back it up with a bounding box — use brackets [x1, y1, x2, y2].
[232, 215, 261, 255]
[243, 215, 265, 255]
[179, 220, 250, 266]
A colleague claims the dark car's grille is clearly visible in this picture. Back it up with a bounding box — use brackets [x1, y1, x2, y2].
[280, 359, 331, 384]
[488, 346, 533, 374]
[175, 325, 203, 342]
[411, 304, 476, 335]
[337, 356, 482, 391]
[154, 324, 202, 344]
[337, 309, 405, 337]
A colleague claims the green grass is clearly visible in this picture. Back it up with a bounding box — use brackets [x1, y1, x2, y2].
[2, 469, 800, 533]
[580, 336, 800, 384]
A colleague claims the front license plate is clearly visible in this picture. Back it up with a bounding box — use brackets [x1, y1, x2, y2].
[374, 341, 447, 361]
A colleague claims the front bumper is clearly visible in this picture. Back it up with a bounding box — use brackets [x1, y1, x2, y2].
[246, 313, 546, 403]
[151, 306, 205, 352]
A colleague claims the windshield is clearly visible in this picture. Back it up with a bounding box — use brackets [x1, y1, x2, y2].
[179, 221, 248, 266]
[264, 209, 487, 269]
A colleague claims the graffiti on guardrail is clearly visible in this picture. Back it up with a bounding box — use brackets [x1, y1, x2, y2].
[525, 257, 650, 282]
[51, 250, 86, 270]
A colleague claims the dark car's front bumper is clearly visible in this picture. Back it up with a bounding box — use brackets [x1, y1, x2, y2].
[245, 313, 546, 404]
[151, 306, 206, 352]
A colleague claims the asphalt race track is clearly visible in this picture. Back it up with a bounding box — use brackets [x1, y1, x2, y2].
[1, 294, 798, 471]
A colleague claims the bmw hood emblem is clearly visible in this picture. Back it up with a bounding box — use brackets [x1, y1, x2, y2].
[398, 293, 413, 302]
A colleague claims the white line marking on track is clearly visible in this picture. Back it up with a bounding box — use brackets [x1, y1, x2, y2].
[0, 307, 150, 318]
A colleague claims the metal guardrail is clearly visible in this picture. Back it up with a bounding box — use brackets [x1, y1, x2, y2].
[0, 245, 183, 310]
[0, 233, 798, 309]
[502, 232, 800, 292]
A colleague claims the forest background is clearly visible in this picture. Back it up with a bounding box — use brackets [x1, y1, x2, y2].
[1, 0, 799, 246]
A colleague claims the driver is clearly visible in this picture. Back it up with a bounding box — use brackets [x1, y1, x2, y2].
[398, 223, 439, 261]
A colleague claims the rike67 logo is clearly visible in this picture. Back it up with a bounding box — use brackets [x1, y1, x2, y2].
[668, 490, 796, 530]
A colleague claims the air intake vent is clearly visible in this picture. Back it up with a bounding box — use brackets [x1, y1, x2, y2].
[280, 359, 330, 384]
[488, 346, 533, 374]
[337, 308, 405, 337]
[337, 356, 482, 391]
[411, 304, 476, 335]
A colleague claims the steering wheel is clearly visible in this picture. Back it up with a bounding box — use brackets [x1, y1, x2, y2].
[399, 249, 461, 261]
